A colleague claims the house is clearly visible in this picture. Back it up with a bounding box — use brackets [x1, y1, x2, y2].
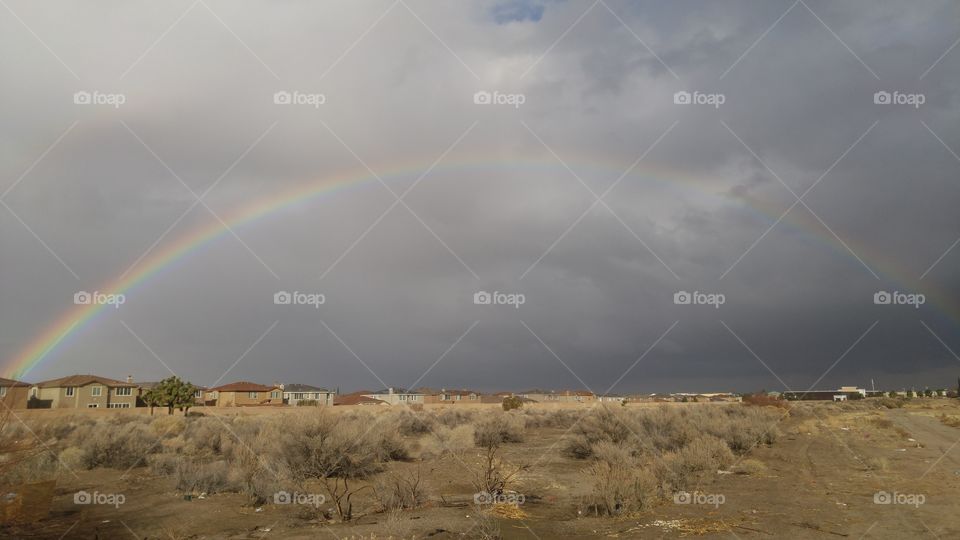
[597, 394, 626, 403]
[283, 384, 336, 406]
[0, 377, 32, 409]
[135, 381, 212, 406]
[361, 387, 424, 406]
[783, 386, 867, 401]
[422, 388, 481, 404]
[29, 375, 139, 409]
[520, 390, 596, 403]
[334, 392, 388, 406]
[207, 382, 283, 406]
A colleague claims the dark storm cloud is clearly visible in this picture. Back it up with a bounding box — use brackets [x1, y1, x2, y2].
[1, 0, 959, 394]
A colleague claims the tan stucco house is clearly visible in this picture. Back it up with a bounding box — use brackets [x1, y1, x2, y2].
[207, 382, 283, 406]
[30, 375, 139, 409]
[0, 377, 32, 409]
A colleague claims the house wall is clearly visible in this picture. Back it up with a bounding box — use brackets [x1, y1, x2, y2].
[284, 391, 336, 406]
[0, 386, 30, 409]
[217, 389, 283, 406]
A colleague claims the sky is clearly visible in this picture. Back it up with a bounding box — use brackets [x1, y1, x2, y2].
[1, 0, 959, 394]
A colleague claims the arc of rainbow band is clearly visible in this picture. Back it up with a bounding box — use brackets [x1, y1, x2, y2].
[6, 157, 958, 380]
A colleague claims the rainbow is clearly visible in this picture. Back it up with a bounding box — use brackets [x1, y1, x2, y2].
[5, 155, 958, 380]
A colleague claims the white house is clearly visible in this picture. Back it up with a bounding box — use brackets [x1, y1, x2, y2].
[283, 384, 336, 406]
[362, 387, 424, 406]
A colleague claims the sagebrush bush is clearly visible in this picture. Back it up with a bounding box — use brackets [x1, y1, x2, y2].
[586, 458, 657, 515]
[473, 414, 524, 447]
[176, 459, 231, 494]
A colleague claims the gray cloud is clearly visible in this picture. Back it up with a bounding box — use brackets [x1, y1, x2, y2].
[1, 0, 959, 395]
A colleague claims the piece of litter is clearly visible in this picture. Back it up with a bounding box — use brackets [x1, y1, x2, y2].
[255, 507, 263, 512]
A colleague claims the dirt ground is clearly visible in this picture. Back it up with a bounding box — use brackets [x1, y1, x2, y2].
[5, 400, 960, 539]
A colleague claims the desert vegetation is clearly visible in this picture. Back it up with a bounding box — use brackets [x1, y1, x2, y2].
[0, 402, 783, 526]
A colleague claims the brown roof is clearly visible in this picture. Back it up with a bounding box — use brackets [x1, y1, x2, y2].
[36, 374, 137, 388]
[209, 381, 279, 392]
[0, 377, 30, 388]
[334, 393, 387, 406]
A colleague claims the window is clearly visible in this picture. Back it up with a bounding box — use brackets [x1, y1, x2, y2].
[87, 403, 99, 408]
[107, 403, 130, 409]
[270, 391, 280, 399]
[65, 387, 75, 397]
[0, 387, 6, 397]
[91, 386, 102, 397]
[115, 387, 132, 396]
[194, 390, 202, 398]
[248, 392, 258, 399]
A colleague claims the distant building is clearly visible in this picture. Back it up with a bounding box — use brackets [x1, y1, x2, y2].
[422, 388, 480, 404]
[0, 377, 32, 409]
[335, 391, 388, 406]
[783, 386, 867, 401]
[362, 387, 424, 405]
[29, 375, 139, 409]
[207, 382, 283, 406]
[520, 390, 595, 403]
[283, 384, 336, 406]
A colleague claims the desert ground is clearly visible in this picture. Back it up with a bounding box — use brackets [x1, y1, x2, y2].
[2, 398, 960, 539]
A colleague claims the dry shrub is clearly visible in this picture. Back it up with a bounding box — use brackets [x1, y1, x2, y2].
[938, 414, 960, 428]
[147, 453, 180, 476]
[422, 424, 474, 457]
[57, 447, 86, 471]
[77, 420, 159, 469]
[393, 409, 435, 436]
[864, 456, 888, 472]
[869, 416, 894, 429]
[149, 415, 186, 437]
[678, 435, 735, 472]
[374, 466, 428, 511]
[876, 397, 905, 409]
[473, 414, 524, 447]
[735, 458, 767, 475]
[435, 409, 476, 428]
[586, 460, 657, 515]
[176, 459, 231, 494]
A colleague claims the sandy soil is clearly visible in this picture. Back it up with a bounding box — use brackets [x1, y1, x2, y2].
[5, 400, 960, 539]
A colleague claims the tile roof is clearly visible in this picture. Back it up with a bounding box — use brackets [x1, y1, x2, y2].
[35, 374, 137, 388]
[209, 381, 279, 392]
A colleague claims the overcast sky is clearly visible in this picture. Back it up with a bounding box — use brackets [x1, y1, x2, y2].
[1, 0, 959, 394]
